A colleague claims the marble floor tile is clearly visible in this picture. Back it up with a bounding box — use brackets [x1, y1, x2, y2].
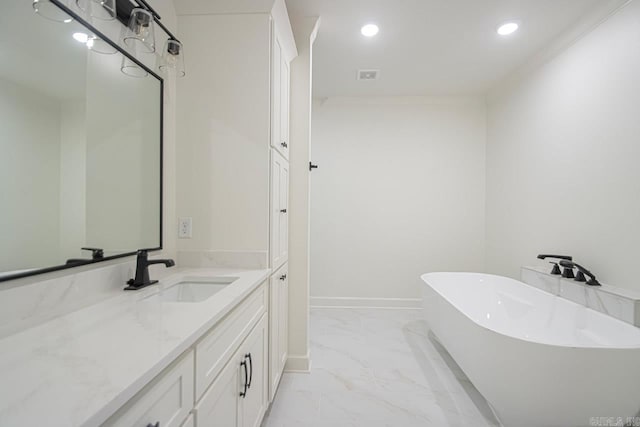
[262, 308, 501, 427]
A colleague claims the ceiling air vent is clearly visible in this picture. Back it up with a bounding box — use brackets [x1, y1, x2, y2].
[357, 69, 379, 81]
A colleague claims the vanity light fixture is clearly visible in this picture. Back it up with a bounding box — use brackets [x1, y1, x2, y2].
[361, 23, 379, 37]
[32, 0, 73, 23]
[31, 0, 186, 77]
[123, 8, 156, 53]
[497, 21, 519, 36]
[159, 39, 185, 77]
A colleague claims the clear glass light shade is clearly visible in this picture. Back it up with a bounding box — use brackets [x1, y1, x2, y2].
[159, 39, 185, 77]
[75, 0, 117, 21]
[123, 8, 155, 53]
[121, 55, 148, 78]
[32, 0, 73, 23]
[87, 36, 117, 54]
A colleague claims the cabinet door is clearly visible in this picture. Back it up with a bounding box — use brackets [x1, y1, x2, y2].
[278, 267, 289, 373]
[271, 35, 282, 155]
[195, 284, 267, 399]
[268, 263, 288, 401]
[270, 150, 288, 269]
[278, 157, 289, 265]
[194, 352, 241, 427]
[104, 351, 194, 427]
[239, 315, 269, 427]
[268, 270, 281, 401]
[279, 55, 290, 159]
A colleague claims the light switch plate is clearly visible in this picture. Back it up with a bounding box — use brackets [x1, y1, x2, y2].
[178, 217, 192, 239]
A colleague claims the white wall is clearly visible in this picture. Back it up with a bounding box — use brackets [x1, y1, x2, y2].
[59, 100, 86, 261]
[176, 14, 271, 256]
[85, 52, 161, 253]
[311, 97, 486, 302]
[0, 78, 61, 271]
[287, 16, 319, 371]
[485, 1, 640, 291]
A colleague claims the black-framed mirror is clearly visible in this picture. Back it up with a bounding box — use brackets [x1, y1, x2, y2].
[0, 0, 163, 282]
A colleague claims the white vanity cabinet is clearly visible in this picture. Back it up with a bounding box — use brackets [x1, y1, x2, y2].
[195, 284, 267, 398]
[103, 351, 195, 427]
[103, 282, 269, 427]
[268, 263, 288, 401]
[270, 150, 289, 270]
[195, 315, 268, 427]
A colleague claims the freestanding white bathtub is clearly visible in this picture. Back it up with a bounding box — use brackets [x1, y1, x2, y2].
[421, 272, 640, 427]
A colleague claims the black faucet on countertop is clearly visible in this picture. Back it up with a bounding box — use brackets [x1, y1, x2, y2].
[559, 260, 602, 286]
[537, 254, 574, 277]
[124, 249, 175, 291]
[65, 247, 105, 265]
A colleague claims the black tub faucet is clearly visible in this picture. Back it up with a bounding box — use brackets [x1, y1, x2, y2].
[559, 260, 601, 286]
[537, 254, 573, 277]
[125, 250, 175, 291]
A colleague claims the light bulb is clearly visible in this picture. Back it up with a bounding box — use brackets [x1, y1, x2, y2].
[361, 24, 379, 37]
[73, 32, 89, 43]
[497, 22, 519, 36]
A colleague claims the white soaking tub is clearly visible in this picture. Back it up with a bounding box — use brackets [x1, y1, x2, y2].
[421, 272, 640, 427]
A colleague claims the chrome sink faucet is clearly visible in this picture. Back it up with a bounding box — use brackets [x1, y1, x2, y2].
[125, 249, 175, 291]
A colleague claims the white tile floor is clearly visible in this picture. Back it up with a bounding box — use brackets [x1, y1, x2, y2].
[262, 308, 501, 427]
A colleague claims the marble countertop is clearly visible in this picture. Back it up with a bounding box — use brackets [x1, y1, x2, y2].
[522, 265, 640, 300]
[0, 267, 270, 427]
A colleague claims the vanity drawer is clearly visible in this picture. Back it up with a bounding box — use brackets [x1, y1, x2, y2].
[195, 282, 267, 399]
[103, 350, 194, 427]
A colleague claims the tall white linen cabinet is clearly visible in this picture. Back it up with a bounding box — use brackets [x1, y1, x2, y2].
[176, 0, 298, 419]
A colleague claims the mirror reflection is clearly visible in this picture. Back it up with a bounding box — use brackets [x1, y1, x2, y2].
[0, 1, 162, 279]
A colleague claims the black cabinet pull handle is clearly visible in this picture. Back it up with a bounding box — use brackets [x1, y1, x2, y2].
[146, 423, 159, 427]
[239, 360, 248, 398]
[280, 274, 287, 281]
[246, 353, 253, 388]
[281, 141, 288, 148]
[309, 162, 318, 171]
[280, 209, 287, 213]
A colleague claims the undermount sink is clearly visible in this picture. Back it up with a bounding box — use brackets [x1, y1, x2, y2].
[149, 277, 238, 303]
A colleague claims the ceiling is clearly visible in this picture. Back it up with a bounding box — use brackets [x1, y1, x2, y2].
[285, 0, 621, 97]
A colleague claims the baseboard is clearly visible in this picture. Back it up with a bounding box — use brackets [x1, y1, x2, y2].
[310, 296, 422, 309]
[284, 353, 311, 373]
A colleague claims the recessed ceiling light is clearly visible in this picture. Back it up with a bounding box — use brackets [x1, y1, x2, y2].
[361, 24, 379, 37]
[73, 32, 89, 43]
[497, 22, 519, 36]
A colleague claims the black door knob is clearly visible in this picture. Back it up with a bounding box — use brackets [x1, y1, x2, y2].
[309, 162, 318, 171]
